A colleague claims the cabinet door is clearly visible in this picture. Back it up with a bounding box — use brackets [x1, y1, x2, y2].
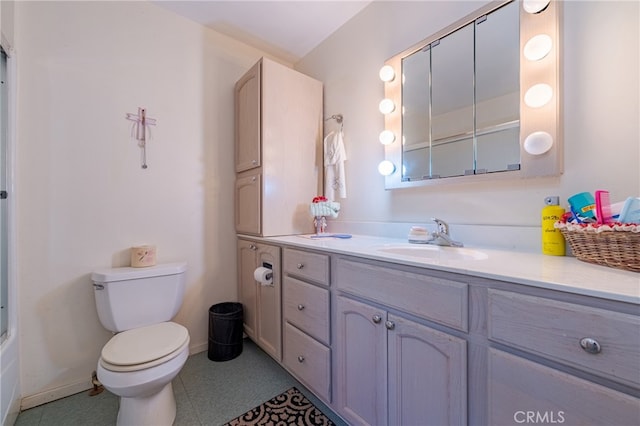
[388, 314, 467, 426]
[488, 349, 640, 426]
[336, 296, 388, 426]
[235, 60, 261, 173]
[255, 243, 282, 361]
[235, 172, 261, 235]
[237, 240, 258, 340]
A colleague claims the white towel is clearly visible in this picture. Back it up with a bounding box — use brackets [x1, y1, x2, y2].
[324, 130, 347, 200]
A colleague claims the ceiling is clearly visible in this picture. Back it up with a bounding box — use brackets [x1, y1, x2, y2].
[151, 1, 372, 63]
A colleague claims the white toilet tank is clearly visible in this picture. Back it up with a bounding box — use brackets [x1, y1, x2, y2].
[91, 262, 187, 332]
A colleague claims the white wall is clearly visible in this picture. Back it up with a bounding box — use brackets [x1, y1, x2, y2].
[14, 0, 269, 407]
[297, 1, 639, 239]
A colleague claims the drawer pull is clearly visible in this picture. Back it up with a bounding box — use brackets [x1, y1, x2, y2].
[297, 355, 305, 363]
[296, 263, 305, 269]
[372, 315, 382, 324]
[297, 304, 305, 311]
[579, 337, 602, 354]
[385, 320, 395, 330]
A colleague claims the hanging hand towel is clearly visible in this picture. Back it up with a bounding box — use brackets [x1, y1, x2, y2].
[324, 130, 347, 200]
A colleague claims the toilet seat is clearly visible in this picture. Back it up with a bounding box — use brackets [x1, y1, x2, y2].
[101, 322, 189, 372]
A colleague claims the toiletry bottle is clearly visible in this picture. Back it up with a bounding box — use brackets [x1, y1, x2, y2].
[542, 196, 566, 256]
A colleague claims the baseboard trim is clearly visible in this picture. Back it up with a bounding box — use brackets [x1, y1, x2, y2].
[21, 343, 209, 411]
[190, 341, 207, 355]
[20, 379, 91, 411]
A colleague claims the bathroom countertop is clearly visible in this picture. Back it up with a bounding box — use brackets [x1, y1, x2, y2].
[255, 234, 640, 305]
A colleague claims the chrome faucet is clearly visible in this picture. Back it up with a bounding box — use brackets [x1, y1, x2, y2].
[429, 218, 463, 247]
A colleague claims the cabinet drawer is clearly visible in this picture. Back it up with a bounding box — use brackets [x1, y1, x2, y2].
[283, 248, 330, 285]
[488, 289, 640, 387]
[336, 258, 468, 332]
[283, 277, 330, 344]
[283, 323, 331, 402]
[488, 349, 640, 426]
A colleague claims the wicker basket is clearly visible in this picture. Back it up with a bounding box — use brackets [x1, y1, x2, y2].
[558, 225, 640, 272]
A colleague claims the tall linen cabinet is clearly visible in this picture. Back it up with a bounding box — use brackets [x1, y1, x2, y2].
[234, 57, 323, 237]
[235, 58, 323, 361]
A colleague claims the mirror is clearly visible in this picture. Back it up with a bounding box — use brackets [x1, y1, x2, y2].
[381, 0, 561, 188]
[431, 22, 475, 179]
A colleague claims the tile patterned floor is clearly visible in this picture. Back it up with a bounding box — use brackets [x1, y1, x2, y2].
[15, 339, 346, 426]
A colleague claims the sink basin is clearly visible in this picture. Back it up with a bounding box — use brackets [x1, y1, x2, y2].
[376, 244, 488, 261]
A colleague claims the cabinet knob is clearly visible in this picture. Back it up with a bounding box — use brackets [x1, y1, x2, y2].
[297, 355, 305, 363]
[251, 176, 257, 182]
[297, 304, 305, 311]
[296, 263, 305, 269]
[372, 315, 382, 324]
[385, 320, 395, 330]
[249, 244, 257, 251]
[252, 159, 258, 165]
[579, 337, 602, 354]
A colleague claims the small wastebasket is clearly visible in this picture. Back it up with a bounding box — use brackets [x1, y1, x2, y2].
[208, 302, 244, 361]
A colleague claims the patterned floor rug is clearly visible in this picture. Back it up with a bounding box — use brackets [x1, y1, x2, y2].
[225, 387, 335, 426]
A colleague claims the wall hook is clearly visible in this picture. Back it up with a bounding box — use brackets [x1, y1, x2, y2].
[324, 114, 344, 131]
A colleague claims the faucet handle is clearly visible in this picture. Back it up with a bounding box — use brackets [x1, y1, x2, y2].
[431, 217, 449, 235]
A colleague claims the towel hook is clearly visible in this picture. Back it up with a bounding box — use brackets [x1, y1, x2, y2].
[324, 114, 343, 131]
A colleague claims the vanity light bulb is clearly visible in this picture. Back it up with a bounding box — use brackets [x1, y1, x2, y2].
[379, 130, 396, 145]
[524, 83, 553, 108]
[523, 0, 550, 14]
[378, 160, 396, 176]
[524, 34, 552, 61]
[379, 65, 395, 82]
[379, 98, 395, 114]
[524, 131, 554, 155]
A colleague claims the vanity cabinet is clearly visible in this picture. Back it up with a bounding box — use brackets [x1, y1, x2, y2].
[334, 258, 467, 426]
[237, 238, 281, 361]
[256, 240, 639, 426]
[487, 289, 640, 425]
[234, 57, 323, 236]
[282, 248, 332, 402]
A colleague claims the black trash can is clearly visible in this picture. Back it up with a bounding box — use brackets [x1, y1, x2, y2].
[208, 302, 244, 361]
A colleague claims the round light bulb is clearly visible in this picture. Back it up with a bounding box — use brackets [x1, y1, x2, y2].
[379, 130, 396, 145]
[524, 34, 552, 61]
[379, 98, 395, 114]
[378, 160, 396, 176]
[524, 83, 553, 108]
[379, 65, 395, 82]
[524, 131, 553, 155]
[523, 0, 550, 14]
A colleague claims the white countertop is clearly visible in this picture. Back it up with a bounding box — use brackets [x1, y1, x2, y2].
[258, 234, 640, 305]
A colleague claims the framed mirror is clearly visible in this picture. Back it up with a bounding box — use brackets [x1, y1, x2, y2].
[380, 0, 561, 188]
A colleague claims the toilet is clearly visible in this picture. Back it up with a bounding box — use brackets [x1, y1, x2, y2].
[91, 262, 190, 426]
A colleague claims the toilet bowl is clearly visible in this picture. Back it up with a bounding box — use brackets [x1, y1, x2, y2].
[96, 322, 190, 426]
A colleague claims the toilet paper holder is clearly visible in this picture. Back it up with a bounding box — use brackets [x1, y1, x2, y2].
[253, 262, 274, 286]
[261, 262, 273, 281]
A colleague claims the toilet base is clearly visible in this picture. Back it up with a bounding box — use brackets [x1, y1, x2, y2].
[117, 382, 176, 426]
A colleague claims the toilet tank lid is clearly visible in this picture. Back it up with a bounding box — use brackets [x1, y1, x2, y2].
[91, 262, 187, 283]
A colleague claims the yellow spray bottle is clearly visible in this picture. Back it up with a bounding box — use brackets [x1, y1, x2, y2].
[542, 196, 566, 256]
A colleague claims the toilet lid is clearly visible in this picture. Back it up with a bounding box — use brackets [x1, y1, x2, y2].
[101, 322, 189, 366]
